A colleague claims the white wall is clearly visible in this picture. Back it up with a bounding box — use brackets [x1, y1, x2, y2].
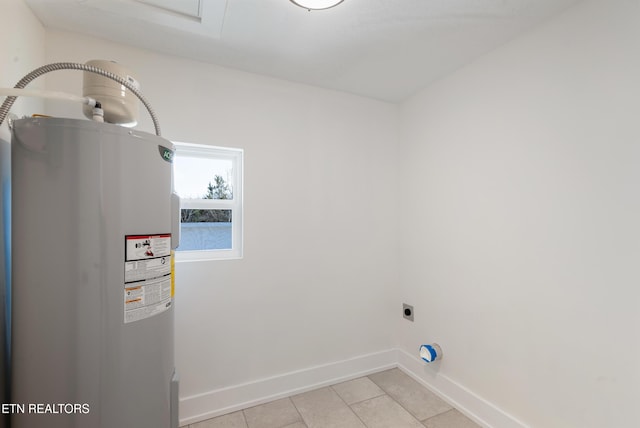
[398, 0, 640, 427]
[0, 0, 46, 138]
[7, 1, 638, 426]
[43, 31, 400, 423]
[0, 2, 45, 424]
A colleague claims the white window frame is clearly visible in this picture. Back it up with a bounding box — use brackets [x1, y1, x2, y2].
[173, 142, 243, 262]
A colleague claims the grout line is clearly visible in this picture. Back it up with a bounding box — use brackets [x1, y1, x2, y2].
[347, 381, 424, 428]
[240, 407, 249, 428]
[348, 395, 387, 428]
[288, 396, 308, 428]
[344, 390, 388, 407]
[366, 371, 438, 425]
[421, 408, 455, 424]
[330, 385, 369, 428]
[393, 366, 456, 423]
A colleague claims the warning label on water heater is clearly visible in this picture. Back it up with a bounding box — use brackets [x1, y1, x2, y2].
[124, 234, 173, 324]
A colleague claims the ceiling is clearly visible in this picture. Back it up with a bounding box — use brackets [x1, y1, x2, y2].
[25, 0, 583, 103]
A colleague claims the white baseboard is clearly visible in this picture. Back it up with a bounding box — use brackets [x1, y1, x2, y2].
[396, 349, 528, 428]
[179, 349, 397, 426]
[179, 348, 527, 428]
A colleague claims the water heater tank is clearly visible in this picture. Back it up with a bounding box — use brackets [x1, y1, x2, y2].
[11, 117, 179, 428]
[82, 59, 140, 126]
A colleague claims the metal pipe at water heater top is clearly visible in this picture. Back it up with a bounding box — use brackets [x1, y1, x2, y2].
[0, 88, 97, 107]
[0, 62, 162, 136]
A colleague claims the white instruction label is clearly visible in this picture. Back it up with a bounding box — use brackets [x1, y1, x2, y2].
[124, 234, 173, 324]
[124, 276, 172, 324]
[125, 257, 171, 283]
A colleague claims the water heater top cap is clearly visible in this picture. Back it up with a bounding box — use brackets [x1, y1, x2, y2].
[82, 59, 140, 126]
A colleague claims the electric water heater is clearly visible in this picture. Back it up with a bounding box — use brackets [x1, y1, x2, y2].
[10, 117, 179, 427]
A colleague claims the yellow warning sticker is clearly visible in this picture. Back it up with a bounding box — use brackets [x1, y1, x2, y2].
[171, 250, 175, 298]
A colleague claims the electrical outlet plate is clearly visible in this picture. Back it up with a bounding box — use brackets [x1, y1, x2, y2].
[403, 303, 414, 321]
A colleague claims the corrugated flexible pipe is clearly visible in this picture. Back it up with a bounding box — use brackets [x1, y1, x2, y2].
[0, 62, 161, 136]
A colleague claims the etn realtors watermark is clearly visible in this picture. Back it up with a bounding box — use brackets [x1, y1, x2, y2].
[2, 403, 90, 414]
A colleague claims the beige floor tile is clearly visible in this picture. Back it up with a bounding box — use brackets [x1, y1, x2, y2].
[422, 409, 481, 428]
[243, 398, 302, 428]
[190, 411, 247, 428]
[351, 395, 424, 428]
[291, 387, 366, 428]
[332, 377, 386, 405]
[368, 368, 452, 421]
[281, 423, 308, 428]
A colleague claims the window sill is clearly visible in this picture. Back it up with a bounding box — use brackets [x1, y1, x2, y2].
[175, 249, 243, 263]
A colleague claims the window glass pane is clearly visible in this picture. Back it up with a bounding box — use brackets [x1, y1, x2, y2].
[174, 156, 234, 199]
[179, 209, 232, 251]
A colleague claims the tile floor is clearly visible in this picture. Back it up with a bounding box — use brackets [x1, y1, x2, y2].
[188, 368, 481, 428]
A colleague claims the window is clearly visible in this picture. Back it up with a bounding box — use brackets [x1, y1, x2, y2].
[173, 142, 243, 261]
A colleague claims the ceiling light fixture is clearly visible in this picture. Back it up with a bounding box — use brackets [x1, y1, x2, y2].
[290, 0, 344, 11]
